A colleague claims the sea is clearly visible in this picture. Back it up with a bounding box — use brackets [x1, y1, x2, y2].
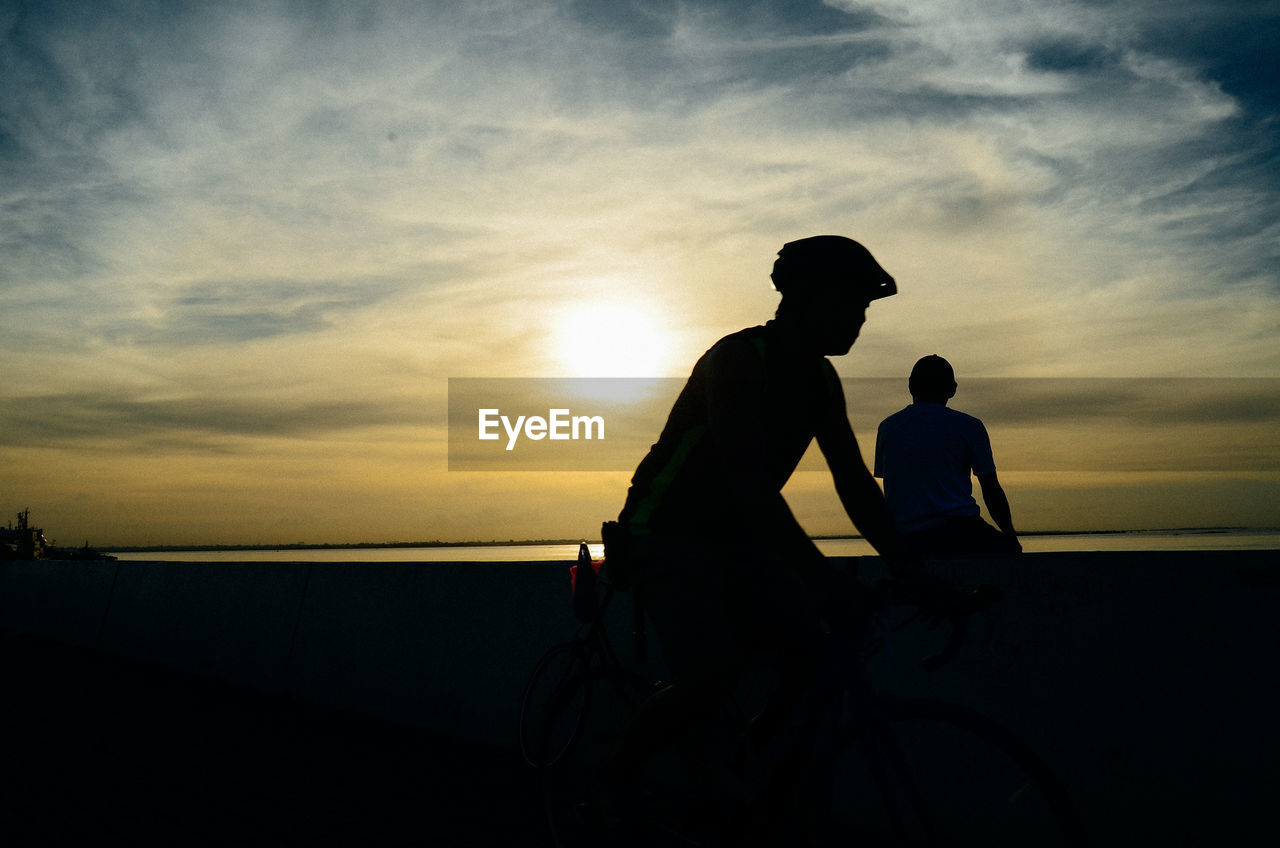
[107, 529, 1280, 562]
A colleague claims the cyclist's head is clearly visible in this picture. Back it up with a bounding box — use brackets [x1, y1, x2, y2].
[909, 354, 957, 402]
[771, 236, 895, 355]
[770, 236, 896, 305]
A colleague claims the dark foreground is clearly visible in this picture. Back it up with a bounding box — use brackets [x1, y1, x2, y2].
[0, 630, 544, 847]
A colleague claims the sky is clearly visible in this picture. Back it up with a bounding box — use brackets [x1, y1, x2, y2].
[2, 0, 1278, 546]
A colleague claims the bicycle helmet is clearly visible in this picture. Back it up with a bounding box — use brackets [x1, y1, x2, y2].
[770, 235, 896, 302]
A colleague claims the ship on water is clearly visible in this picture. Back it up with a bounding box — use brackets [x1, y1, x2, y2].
[1, 509, 116, 561]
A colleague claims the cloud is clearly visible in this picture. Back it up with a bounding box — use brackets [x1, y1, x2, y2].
[91, 273, 438, 346]
[950, 377, 1280, 427]
[0, 389, 428, 451]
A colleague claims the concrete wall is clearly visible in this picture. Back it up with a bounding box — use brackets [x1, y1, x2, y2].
[2, 551, 1277, 845]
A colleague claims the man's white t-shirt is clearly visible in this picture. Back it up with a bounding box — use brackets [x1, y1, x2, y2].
[873, 402, 996, 533]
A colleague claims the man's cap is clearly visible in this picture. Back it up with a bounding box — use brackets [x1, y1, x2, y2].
[770, 235, 896, 301]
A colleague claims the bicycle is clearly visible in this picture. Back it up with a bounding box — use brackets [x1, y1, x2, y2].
[518, 545, 1089, 847]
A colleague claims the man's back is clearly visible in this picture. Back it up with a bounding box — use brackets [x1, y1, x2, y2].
[873, 354, 1019, 555]
[874, 402, 995, 534]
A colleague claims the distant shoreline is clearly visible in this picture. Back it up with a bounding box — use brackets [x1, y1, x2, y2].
[103, 526, 1274, 553]
[105, 538, 586, 554]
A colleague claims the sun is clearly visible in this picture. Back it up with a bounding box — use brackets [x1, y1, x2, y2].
[554, 301, 670, 378]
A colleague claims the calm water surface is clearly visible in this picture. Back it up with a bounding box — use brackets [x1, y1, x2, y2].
[108, 530, 1278, 562]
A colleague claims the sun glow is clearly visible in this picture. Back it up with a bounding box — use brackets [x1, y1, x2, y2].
[554, 301, 671, 378]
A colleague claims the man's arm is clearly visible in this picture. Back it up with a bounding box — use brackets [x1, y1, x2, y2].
[977, 471, 1019, 545]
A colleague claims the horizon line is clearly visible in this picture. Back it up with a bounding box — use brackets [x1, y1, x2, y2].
[101, 526, 1279, 553]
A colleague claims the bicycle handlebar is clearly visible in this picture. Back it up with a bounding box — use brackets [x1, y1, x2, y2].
[920, 582, 1003, 670]
[864, 577, 1004, 671]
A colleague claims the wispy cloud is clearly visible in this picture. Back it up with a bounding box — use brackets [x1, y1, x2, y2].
[1, 0, 1277, 541]
[0, 390, 427, 451]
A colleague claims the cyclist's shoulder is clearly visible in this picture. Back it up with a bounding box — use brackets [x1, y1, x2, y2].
[705, 325, 769, 356]
[695, 325, 838, 408]
[702, 324, 837, 369]
[692, 326, 770, 376]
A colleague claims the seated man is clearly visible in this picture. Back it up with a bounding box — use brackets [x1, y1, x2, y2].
[602, 235, 916, 799]
[873, 354, 1021, 556]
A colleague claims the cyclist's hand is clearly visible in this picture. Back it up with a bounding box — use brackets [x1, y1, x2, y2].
[815, 564, 856, 606]
[885, 551, 927, 578]
[815, 566, 873, 632]
[892, 569, 966, 626]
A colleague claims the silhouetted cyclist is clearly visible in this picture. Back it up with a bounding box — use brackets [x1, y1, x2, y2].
[601, 235, 922, 813]
[874, 354, 1021, 555]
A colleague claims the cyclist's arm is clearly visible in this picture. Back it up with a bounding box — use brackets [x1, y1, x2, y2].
[815, 380, 913, 567]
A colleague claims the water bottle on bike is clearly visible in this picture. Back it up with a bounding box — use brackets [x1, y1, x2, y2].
[571, 541, 600, 623]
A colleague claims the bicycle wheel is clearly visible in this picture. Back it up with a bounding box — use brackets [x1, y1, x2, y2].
[539, 664, 657, 848]
[824, 697, 1088, 847]
[519, 642, 592, 769]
